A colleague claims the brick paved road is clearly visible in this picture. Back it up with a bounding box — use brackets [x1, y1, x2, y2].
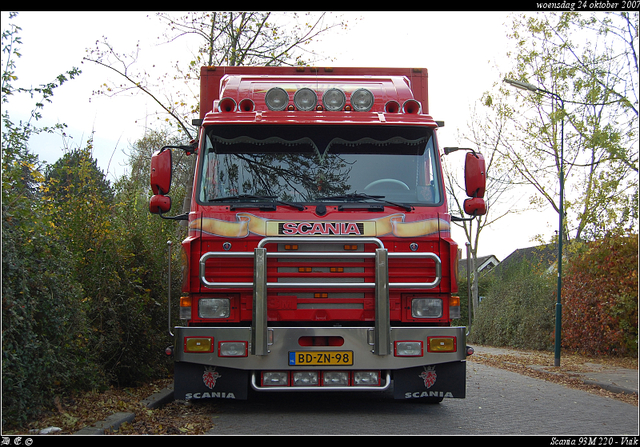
[464, 361, 637, 435]
[203, 362, 638, 435]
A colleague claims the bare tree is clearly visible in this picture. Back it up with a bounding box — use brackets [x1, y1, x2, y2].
[443, 94, 527, 318]
[83, 11, 350, 214]
[156, 12, 346, 68]
[84, 12, 348, 138]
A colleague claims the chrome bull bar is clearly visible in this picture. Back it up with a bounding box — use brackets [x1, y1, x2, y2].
[199, 237, 441, 357]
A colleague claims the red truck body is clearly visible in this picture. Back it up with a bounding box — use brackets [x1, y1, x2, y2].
[150, 66, 485, 402]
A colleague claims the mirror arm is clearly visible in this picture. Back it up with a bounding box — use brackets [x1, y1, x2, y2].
[443, 147, 476, 156]
[161, 142, 197, 156]
[451, 214, 477, 222]
[159, 212, 189, 221]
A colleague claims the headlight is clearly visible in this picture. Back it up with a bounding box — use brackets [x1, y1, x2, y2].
[293, 88, 318, 111]
[394, 341, 423, 357]
[350, 88, 374, 111]
[353, 371, 380, 386]
[293, 371, 319, 386]
[322, 371, 350, 386]
[198, 298, 230, 318]
[411, 298, 443, 318]
[322, 88, 346, 111]
[428, 336, 457, 352]
[184, 337, 213, 353]
[218, 341, 247, 357]
[265, 87, 289, 111]
[262, 371, 289, 386]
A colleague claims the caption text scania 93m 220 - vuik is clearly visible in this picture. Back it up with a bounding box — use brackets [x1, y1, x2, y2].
[149, 66, 486, 402]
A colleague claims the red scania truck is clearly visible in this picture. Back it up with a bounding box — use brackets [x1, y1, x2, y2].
[150, 66, 486, 402]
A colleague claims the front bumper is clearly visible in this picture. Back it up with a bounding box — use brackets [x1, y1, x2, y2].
[175, 325, 467, 370]
[173, 325, 467, 400]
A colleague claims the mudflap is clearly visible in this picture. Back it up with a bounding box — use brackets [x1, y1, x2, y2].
[393, 361, 466, 400]
[174, 362, 249, 401]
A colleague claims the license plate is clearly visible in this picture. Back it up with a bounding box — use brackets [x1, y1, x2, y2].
[288, 351, 353, 366]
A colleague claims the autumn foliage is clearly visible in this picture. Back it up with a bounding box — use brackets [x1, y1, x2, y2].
[561, 234, 638, 357]
[468, 235, 638, 358]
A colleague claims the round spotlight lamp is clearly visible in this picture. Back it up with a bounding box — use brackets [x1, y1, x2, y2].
[351, 88, 375, 112]
[322, 88, 346, 111]
[265, 87, 289, 111]
[293, 88, 318, 111]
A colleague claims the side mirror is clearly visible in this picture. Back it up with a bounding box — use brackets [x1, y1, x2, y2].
[446, 148, 487, 221]
[150, 148, 173, 215]
[463, 197, 486, 216]
[464, 152, 486, 216]
[150, 149, 172, 195]
[464, 152, 485, 199]
[149, 194, 172, 214]
[148, 146, 189, 221]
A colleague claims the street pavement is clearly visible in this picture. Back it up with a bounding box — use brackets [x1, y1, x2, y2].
[472, 345, 638, 396]
[73, 345, 638, 434]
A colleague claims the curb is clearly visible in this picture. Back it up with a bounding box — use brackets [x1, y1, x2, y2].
[141, 385, 175, 409]
[73, 386, 174, 435]
[525, 364, 638, 396]
[74, 412, 135, 435]
[472, 345, 638, 397]
[582, 380, 636, 396]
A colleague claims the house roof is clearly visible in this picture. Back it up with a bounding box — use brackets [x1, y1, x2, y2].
[494, 243, 559, 275]
[458, 244, 560, 280]
[458, 254, 500, 278]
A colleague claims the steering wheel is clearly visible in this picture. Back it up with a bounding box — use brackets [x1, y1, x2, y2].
[364, 179, 410, 191]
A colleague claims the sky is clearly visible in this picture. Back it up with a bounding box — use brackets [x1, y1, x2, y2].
[2, 10, 561, 260]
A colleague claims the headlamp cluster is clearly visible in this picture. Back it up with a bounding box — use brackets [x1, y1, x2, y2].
[267, 86, 374, 112]
[218, 86, 422, 114]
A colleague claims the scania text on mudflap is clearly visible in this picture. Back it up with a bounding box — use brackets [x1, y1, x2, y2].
[149, 66, 486, 403]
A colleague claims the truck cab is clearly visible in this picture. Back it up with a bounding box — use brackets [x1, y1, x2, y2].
[150, 66, 485, 401]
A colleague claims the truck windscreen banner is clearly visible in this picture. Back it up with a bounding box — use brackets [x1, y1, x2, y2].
[189, 213, 449, 238]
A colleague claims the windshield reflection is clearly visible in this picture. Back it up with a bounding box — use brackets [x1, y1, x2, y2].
[198, 125, 442, 206]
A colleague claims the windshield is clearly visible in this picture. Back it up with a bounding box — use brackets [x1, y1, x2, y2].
[198, 124, 442, 206]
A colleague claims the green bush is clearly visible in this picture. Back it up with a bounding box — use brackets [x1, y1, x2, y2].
[44, 147, 178, 386]
[468, 254, 556, 351]
[1, 17, 179, 426]
[452, 269, 492, 329]
[2, 142, 180, 427]
[2, 145, 105, 427]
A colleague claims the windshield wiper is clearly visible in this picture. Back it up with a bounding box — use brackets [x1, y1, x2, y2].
[211, 194, 305, 211]
[316, 193, 413, 212]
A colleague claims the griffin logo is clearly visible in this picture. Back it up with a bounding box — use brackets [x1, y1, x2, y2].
[203, 367, 221, 389]
[419, 366, 437, 389]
